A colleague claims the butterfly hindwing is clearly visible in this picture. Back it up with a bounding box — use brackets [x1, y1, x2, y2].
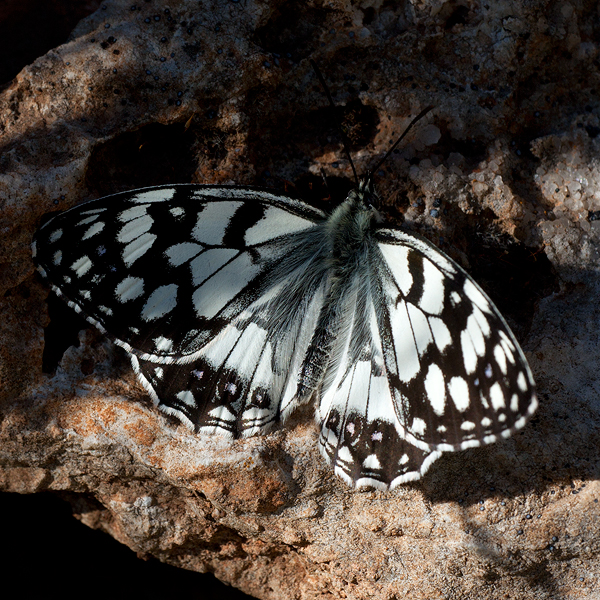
[132, 268, 330, 437]
[315, 225, 537, 488]
[316, 257, 443, 488]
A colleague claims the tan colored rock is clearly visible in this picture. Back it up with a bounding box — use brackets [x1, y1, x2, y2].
[2, 0, 600, 598]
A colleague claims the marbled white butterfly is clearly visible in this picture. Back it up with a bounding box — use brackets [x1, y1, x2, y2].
[32, 82, 537, 489]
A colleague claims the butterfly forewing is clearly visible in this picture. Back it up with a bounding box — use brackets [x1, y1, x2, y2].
[372, 229, 537, 452]
[33, 185, 326, 361]
[314, 223, 536, 487]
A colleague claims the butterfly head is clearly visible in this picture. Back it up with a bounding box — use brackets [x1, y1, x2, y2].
[350, 178, 384, 223]
[352, 177, 376, 205]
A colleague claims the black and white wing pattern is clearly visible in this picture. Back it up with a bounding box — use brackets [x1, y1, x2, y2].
[33, 181, 538, 490]
[33, 184, 330, 435]
[316, 226, 537, 489]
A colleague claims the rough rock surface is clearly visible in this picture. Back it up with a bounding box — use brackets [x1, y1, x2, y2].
[1, 1, 600, 598]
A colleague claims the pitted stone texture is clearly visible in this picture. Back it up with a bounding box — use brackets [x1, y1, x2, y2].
[1, 1, 600, 599]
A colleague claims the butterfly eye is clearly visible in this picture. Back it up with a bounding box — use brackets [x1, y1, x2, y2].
[367, 190, 381, 212]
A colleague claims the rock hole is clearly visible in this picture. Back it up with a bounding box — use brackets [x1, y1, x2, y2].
[85, 122, 197, 196]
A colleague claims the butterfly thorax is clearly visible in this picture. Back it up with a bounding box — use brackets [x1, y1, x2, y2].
[325, 183, 379, 274]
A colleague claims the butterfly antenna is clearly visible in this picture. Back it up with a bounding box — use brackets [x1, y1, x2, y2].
[310, 59, 359, 187]
[368, 105, 435, 183]
[319, 166, 334, 202]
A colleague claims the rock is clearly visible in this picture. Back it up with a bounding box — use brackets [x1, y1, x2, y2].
[1, 0, 600, 598]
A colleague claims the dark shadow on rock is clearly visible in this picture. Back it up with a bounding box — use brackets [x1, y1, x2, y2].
[85, 121, 199, 196]
[0, 491, 255, 599]
[0, 0, 102, 88]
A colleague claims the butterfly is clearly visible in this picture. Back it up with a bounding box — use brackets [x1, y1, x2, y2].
[32, 169, 537, 489]
[32, 65, 537, 489]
